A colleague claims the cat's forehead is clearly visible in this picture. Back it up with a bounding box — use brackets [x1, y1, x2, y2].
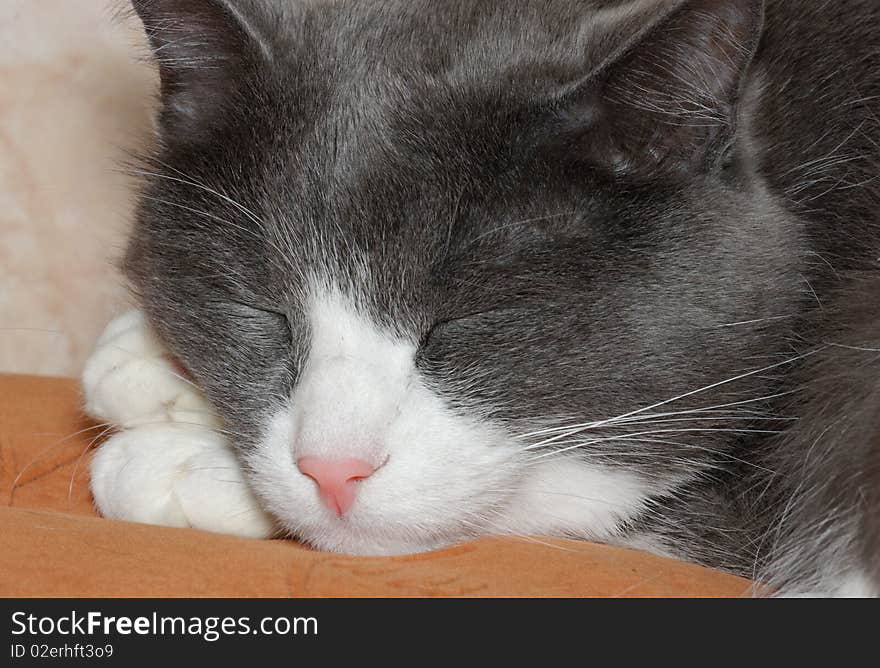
[307, 0, 608, 72]
[285, 0, 620, 134]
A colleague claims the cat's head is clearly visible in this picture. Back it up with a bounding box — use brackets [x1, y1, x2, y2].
[124, 0, 802, 554]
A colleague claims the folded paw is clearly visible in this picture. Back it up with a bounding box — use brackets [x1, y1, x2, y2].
[82, 309, 214, 428]
[90, 424, 276, 539]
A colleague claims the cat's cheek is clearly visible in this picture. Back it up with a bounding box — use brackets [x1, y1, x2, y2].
[491, 459, 657, 543]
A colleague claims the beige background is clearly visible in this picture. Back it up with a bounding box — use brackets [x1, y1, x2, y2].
[0, 0, 156, 377]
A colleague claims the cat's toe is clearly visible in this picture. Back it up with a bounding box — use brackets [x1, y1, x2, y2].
[82, 310, 214, 427]
[90, 425, 275, 539]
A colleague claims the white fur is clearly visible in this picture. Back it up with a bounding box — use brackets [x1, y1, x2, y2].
[492, 458, 653, 541]
[825, 572, 879, 598]
[779, 572, 879, 598]
[84, 310, 274, 539]
[90, 424, 274, 538]
[82, 309, 214, 429]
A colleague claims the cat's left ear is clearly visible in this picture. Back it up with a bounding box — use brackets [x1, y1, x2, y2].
[557, 0, 765, 179]
[130, 0, 282, 143]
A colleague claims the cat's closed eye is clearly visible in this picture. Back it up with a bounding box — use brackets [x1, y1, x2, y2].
[212, 300, 292, 340]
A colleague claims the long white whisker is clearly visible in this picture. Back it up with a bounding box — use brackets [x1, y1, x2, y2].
[527, 427, 783, 462]
[515, 352, 818, 445]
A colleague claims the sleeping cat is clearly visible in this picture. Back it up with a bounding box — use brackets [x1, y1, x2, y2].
[85, 0, 880, 596]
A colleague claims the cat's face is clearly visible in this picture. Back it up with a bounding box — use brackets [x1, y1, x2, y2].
[125, 0, 800, 554]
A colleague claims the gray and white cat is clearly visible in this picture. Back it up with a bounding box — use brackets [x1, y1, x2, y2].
[85, 0, 880, 596]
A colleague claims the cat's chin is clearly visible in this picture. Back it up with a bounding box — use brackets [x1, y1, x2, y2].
[288, 525, 463, 557]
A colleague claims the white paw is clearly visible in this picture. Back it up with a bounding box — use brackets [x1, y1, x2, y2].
[90, 424, 276, 539]
[82, 309, 215, 428]
[84, 309, 277, 539]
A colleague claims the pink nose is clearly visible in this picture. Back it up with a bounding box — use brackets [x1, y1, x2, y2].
[296, 457, 376, 516]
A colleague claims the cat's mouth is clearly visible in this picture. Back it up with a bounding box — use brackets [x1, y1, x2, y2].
[162, 353, 192, 382]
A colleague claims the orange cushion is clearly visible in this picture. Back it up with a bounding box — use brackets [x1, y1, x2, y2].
[0, 373, 752, 597]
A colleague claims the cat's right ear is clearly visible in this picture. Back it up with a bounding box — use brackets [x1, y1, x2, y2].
[547, 0, 764, 180]
[130, 0, 278, 143]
